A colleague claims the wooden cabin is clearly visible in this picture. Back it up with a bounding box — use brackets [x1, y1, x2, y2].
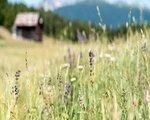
[13, 12, 44, 42]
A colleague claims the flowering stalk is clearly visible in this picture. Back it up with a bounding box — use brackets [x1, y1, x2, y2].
[89, 50, 95, 84]
[9, 70, 21, 120]
[64, 82, 73, 105]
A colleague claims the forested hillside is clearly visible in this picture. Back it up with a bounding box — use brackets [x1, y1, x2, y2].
[0, 0, 150, 42]
[0, 0, 103, 41]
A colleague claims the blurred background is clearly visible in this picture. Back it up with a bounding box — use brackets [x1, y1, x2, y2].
[1, 0, 150, 42]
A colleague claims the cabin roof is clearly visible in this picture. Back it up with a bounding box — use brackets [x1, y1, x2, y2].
[14, 12, 40, 27]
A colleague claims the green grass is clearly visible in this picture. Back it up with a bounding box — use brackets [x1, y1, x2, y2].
[0, 31, 149, 120]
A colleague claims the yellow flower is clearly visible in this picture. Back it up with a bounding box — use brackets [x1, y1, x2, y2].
[62, 113, 69, 120]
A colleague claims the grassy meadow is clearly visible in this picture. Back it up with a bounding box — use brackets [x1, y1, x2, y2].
[0, 28, 150, 120]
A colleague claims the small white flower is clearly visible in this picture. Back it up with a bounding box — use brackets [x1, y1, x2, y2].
[104, 53, 111, 58]
[99, 52, 103, 58]
[60, 63, 70, 70]
[78, 65, 84, 71]
[108, 44, 116, 51]
[100, 53, 116, 62]
[70, 77, 77, 82]
[146, 90, 150, 103]
[110, 56, 117, 62]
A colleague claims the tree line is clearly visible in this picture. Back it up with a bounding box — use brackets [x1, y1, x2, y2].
[0, 0, 149, 42]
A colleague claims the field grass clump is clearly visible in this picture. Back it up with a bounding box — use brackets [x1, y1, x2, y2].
[0, 31, 149, 120]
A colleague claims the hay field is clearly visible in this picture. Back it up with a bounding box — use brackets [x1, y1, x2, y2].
[0, 28, 150, 120]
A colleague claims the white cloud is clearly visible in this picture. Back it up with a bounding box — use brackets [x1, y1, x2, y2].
[48, 0, 85, 9]
[9, 0, 150, 10]
[55, 0, 62, 7]
[49, 0, 150, 10]
[107, 0, 150, 9]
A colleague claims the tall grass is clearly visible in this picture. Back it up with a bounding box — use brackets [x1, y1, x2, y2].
[0, 29, 149, 120]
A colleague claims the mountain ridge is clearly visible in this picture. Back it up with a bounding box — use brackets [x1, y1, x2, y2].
[54, 1, 150, 27]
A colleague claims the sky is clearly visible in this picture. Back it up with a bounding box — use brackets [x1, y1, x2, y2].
[8, 0, 150, 10]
